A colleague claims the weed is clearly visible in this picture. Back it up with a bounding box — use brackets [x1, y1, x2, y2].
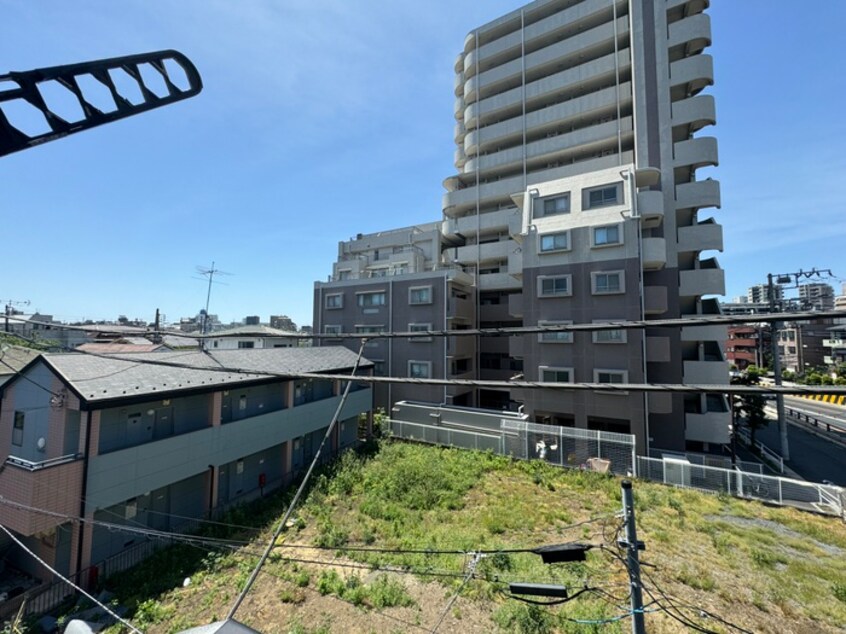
[493, 602, 556, 633]
[279, 588, 305, 604]
[369, 575, 414, 608]
[834, 583, 846, 604]
[676, 565, 716, 591]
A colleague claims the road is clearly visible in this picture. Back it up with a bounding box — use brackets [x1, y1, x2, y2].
[755, 403, 846, 486]
[783, 395, 846, 433]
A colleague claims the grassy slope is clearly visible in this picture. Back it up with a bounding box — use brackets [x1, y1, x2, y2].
[98, 441, 846, 634]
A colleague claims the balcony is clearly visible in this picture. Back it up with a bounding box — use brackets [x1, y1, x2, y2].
[683, 360, 728, 385]
[463, 117, 633, 175]
[0, 455, 84, 535]
[669, 54, 713, 96]
[646, 336, 671, 363]
[823, 338, 846, 348]
[641, 237, 667, 270]
[685, 411, 731, 445]
[444, 240, 511, 266]
[507, 248, 523, 279]
[454, 95, 464, 119]
[637, 190, 664, 229]
[508, 293, 524, 318]
[681, 320, 727, 343]
[676, 179, 720, 210]
[464, 82, 632, 156]
[644, 285, 668, 315]
[674, 136, 718, 170]
[465, 50, 631, 129]
[442, 208, 518, 239]
[454, 121, 465, 144]
[671, 94, 716, 133]
[480, 272, 521, 291]
[679, 261, 725, 298]
[677, 219, 723, 253]
[668, 13, 712, 54]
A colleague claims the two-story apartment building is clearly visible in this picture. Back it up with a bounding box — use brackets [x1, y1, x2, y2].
[0, 347, 372, 601]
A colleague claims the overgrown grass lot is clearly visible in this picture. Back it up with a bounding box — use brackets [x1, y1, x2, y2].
[92, 440, 845, 633]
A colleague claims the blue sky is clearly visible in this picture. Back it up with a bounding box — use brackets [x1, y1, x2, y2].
[2, 1, 844, 328]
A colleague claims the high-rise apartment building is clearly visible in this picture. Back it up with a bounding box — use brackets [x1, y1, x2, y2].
[315, 0, 727, 454]
[797, 283, 834, 312]
[747, 283, 782, 306]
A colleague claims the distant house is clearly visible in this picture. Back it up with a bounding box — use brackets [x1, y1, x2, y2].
[0, 347, 372, 613]
[204, 325, 299, 350]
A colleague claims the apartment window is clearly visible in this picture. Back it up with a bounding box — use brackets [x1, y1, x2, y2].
[357, 291, 386, 307]
[584, 183, 622, 209]
[595, 369, 628, 385]
[355, 325, 383, 334]
[535, 193, 570, 218]
[12, 411, 24, 446]
[325, 293, 343, 309]
[592, 271, 625, 295]
[409, 323, 432, 342]
[409, 286, 432, 305]
[368, 267, 389, 278]
[409, 361, 431, 378]
[372, 360, 386, 376]
[537, 274, 572, 297]
[324, 325, 341, 340]
[393, 262, 409, 275]
[538, 320, 573, 343]
[238, 341, 255, 349]
[540, 366, 574, 383]
[593, 321, 627, 343]
[338, 269, 351, 281]
[539, 231, 570, 253]
[592, 224, 622, 247]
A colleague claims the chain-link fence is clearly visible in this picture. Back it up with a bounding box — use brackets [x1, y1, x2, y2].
[637, 456, 844, 517]
[388, 413, 844, 518]
[388, 417, 636, 477]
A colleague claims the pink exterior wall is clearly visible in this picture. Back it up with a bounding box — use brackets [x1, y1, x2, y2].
[0, 459, 84, 535]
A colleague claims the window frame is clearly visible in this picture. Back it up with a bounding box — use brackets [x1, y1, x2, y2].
[538, 320, 573, 343]
[325, 293, 343, 309]
[356, 291, 386, 307]
[537, 274, 573, 298]
[408, 322, 433, 342]
[594, 369, 629, 394]
[408, 360, 432, 379]
[409, 285, 433, 305]
[354, 324, 384, 335]
[534, 193, 571, 218]
[323, 325, 342, 340]
[539, 231, 570, 253]
[12, 411, 24, 446]
[591, 270, 625, 295]
[591, 223, 623, 248]
[583, 183, 623, 209]
[592, 321, 627, 344]
[540, 366, 574, 383]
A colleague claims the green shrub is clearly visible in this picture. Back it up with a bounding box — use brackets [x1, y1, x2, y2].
[369, 575, 414, 609]
[493, 602, 555, 634]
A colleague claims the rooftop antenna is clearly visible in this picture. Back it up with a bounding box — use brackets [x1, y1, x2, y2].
[193, 262, 231, 333]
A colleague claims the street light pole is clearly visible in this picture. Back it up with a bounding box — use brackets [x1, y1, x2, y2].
[767, 273, 789, 461]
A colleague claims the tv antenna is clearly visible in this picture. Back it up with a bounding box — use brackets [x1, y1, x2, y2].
[193, 262, 231, 333]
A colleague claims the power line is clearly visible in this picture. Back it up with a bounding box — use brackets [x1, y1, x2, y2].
[430, 551, 481, 633]
[0, 524, 143, 634]
[4, 308, 845, 340]
[226, 340, 368, 621]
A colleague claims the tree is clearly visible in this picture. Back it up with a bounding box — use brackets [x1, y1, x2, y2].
[734, 370, 768, 447]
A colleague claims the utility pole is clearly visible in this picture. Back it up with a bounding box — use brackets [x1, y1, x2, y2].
[620, 480, 646, 634]
[4, 299, 30, 333]
[767, 267, 834, 463]
[767, 272, 789, 462]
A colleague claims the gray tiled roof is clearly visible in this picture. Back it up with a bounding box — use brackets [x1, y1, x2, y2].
[43, 347, 371, 403]
[208, 325, 298, 337]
